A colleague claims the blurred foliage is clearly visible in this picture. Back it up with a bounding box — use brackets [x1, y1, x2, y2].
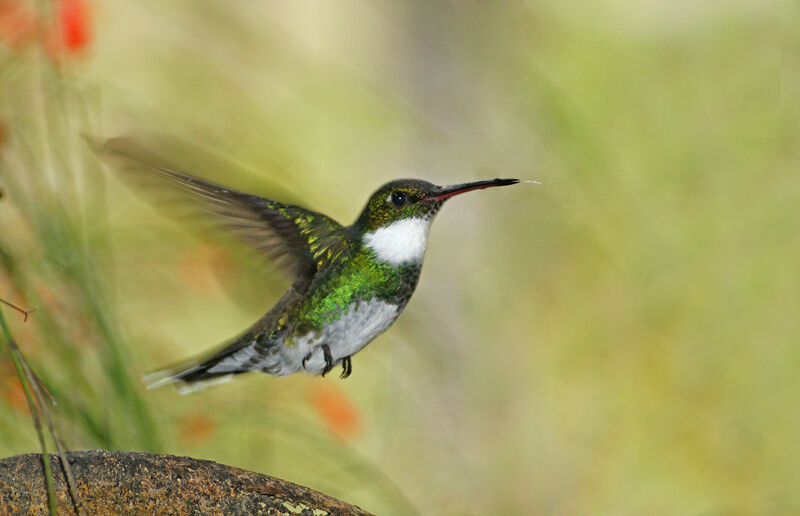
[0, 0, 797, 514]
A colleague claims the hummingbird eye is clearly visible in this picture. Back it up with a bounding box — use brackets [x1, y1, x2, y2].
[389, 190, 407, 207]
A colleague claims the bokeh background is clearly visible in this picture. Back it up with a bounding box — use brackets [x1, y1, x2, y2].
[0, 0, 796, 514]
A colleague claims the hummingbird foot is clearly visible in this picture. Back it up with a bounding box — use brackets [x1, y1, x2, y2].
[340, 356, 352, 379]
[320, 344, 334, 376]
[301, 344, 334, 375]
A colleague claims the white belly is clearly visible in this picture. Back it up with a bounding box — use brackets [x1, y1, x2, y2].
[277, 298, 400, 376]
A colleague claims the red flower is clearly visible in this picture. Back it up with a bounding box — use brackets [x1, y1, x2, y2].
[45, 0, 91, 61]
[58, 0, 90, 52]
[0, 0, 92, 61]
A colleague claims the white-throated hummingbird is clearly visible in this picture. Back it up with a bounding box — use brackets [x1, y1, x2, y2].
[97, 138, 518, 392]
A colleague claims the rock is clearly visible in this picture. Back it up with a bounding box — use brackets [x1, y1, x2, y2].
[0, 450, 371, 515]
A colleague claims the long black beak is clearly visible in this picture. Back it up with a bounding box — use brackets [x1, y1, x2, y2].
[428, 178, 519, 201]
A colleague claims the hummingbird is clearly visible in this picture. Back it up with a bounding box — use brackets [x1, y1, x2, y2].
[97, 138, 518, 392]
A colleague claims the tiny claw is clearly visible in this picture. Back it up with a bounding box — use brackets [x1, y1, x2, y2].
[340, 356, 352, 379]
[320, 344, 333, 376]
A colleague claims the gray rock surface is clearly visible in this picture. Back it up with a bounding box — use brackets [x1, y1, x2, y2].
[0, 450, 371, 515]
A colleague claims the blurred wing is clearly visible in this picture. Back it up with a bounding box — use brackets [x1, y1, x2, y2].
[96, 137, 346, 283]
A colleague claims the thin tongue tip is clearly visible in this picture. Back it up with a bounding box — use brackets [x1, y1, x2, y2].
[519, 179, 542, 184]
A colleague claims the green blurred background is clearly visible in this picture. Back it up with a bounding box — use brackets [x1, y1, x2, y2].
[1, 0, 797, 514]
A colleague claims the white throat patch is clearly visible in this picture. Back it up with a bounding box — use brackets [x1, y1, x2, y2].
[363, 217, 431, 265]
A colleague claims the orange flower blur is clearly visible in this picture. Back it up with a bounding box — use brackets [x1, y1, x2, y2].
[0, 361, 28, 414]
[307, 381, 362, 442]
[0, 0, 36, 48]
[177, 413, 218, 445]
[0, 0, 91, 60]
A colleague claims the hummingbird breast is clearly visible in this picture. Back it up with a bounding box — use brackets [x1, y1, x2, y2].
[278, 297, 401, 375]
[274, 248, 421, 375]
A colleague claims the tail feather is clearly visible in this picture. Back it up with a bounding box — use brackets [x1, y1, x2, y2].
[143, 361, 245, 394]
[144, 334, 276, 393]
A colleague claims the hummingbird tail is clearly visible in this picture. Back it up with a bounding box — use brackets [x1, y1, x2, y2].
[143, 333, 281, 394]
[143, 361, 242, 394]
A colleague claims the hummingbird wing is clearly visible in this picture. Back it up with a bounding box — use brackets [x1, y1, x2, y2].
[96, 137, 347, 283]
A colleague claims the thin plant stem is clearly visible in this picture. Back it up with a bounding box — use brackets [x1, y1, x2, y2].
[22, 356, 82, 515]
[0, 297, 36, 321]
[0, 307, 57, 516]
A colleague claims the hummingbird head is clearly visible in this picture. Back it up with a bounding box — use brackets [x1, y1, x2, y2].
[354, 177, 518, 266]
